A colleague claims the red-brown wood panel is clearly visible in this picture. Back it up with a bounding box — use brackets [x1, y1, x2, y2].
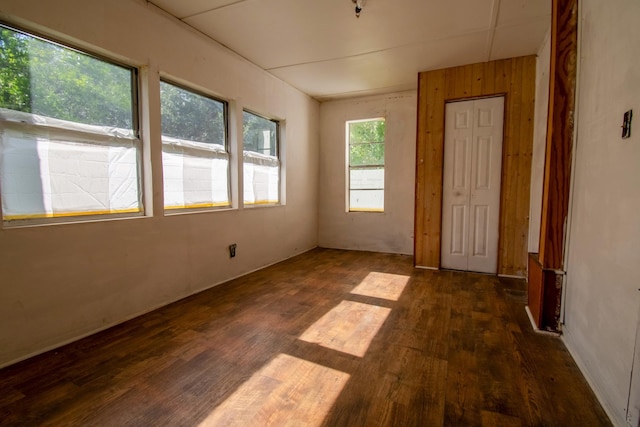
[539, 0, 578, 270]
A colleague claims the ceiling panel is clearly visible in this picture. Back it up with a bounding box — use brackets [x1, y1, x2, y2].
[151, 0, 241, 19]
[184, 0, 496, 69]
[490, 17, 550, 61]
[270, 32, 489, 100]
[496, 0, 551, 27]
[149, 0, 551, 100]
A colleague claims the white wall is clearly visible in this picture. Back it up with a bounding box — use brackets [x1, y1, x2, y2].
[562, 1, 640, 425]
[0, 0, 320, 367]
[528, 30, 551, 254]
[318, 92, 416, 255]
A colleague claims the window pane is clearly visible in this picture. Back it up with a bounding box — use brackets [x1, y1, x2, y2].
[349, 142, 384, 166]
[0, 26, 134, 129]
[162, 151, 230, 209]
[243, 159, 279, 205]
[350, 168, 384, 190]
[243, 111, 277, 157]
[0, 115, 141, 220]
[350, 190, 384, 211]
[347, 118, 385, 212]
[0, 26, 141, 222]
[349, 120, 385, 143]
[160, 81, 230, 210]
[160, 82, 225, 146]
[243, 111, 280, 205]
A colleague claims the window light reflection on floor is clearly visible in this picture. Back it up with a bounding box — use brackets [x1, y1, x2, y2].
[198, 353, 350, 427]
[299, 301, 391, 357]
[350, 272, 410, 301]
[200, 272, 409, 425]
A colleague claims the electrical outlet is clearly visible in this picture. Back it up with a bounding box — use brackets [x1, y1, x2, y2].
[229, 243, 237, 258]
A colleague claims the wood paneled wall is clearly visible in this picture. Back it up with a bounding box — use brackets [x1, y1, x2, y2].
[414, 56, 536, 277]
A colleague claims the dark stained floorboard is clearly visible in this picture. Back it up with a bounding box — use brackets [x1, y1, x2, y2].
[0, 248, 611, 426]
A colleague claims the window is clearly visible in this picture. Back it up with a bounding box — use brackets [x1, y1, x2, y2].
[243, 111, 280, 205]
[347, 118, 385, 212]
[0, 24, 141, 223]
[160, 81, 230, 210]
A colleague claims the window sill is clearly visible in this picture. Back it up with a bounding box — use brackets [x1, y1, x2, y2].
[163, 205, 235, 216]
[348, 209, 385, 213]
[243, 202, 283, 210]
[1, 211, 146, 230]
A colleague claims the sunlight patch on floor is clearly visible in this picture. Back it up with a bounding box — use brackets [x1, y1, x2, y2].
[299, 300, 391, 357]
[198, 353, 349, 427]
[350, 272, 410, 301]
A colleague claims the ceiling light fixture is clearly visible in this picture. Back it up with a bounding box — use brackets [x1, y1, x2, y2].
[352, 0, 365, 18]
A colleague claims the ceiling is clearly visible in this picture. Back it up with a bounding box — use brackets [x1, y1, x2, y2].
[148, 0, 551, 101]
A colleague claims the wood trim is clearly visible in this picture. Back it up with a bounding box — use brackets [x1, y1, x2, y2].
[414, 56, 537, 276]
[528, 253, 544, 326]
[538, 0, 578, 269]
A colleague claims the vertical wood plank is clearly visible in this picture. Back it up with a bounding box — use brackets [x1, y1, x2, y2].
[493, 59, 508, 94]
[445, 68, 457, 100]
[494, 58, 510, 273]
[503, 60, 524, 275]
[482, 60, 496, 95]
[415, 70, 445, 267]
[456, 65, 473, 99]
[414, 73, 429, 264]
[514, 56, 536, 276]
[471, 62, 484, 96]
[425, 71, 446, 268]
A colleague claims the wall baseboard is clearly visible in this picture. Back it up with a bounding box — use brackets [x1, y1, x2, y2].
[525, 306, 561, 337]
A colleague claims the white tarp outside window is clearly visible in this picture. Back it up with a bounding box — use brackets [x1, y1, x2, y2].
[162, 136, 230, 209]
[243, 150, 279, 205]
[349, 168, 384, 211]
[0, 109, 141, 221]
[243, 111, 280, 206]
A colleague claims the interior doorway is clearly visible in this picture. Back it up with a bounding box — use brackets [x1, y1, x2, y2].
[441, 96, 504, 274]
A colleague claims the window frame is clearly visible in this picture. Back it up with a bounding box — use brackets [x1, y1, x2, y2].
[346, 117, 386, 213]
[159, 78, 231, 213]
[242, 109, 281, 207]
[0, 22, 143, 227]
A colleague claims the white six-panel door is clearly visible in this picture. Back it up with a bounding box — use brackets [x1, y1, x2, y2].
[441, 97, 504, 274]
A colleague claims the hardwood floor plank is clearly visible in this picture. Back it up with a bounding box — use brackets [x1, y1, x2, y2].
[0, 249, 611, 426]
[481, 410, 522, 427]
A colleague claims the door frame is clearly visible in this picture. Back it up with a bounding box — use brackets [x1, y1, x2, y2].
[441, 95, 505, 274]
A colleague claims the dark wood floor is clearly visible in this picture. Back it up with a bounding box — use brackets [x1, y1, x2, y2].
[0, 248, 610, 426]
